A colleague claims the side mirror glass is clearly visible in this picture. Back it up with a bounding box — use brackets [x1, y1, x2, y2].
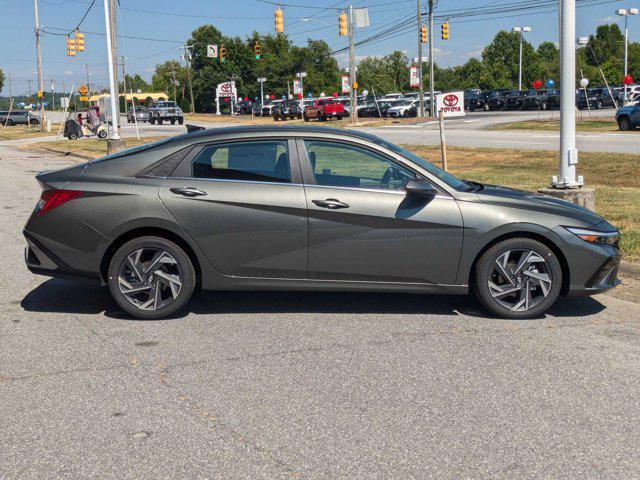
[405, 178, 437, 199]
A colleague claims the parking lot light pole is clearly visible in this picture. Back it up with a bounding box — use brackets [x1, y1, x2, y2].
[513, 26, 531, 92]
[616, 8, 638, 104]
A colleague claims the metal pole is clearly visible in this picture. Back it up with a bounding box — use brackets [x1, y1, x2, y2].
[184, 45, 196, 114]
[109, 0, 120, 129]
[623, 14, 628, 104]
[417, 0, 424, 118]
[438, 109, 448, 172]
[85, 63, 92, 106]
[103, 0, 120, 140]
[554, 0, 580, 188]
[121, 56, 127, 118]
[259, 79, 264, 108]
[33, 0, 46, 131]
[518, 30, 523, 91]
[428, 0, 434, 117]
[348, 5, 357, 123]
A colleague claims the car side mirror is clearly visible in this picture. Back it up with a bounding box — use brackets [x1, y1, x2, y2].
[405, 179, 438, 199]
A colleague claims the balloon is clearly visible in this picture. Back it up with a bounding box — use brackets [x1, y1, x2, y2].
[579, 78, 589, 88]
[320, 92, 325, 97]
[297, 93, 303, 99]
[281, 95, 286, 100]
[546, 79, 555, 88]
[307, 93, 313, 98]
[288, 94, 293, 100]
[623, 75, 633, 85]
[533, 79, 543, 89]
[270, 94, 275, 100]
[362, 90, 369, 97]
[244, 96, 248, 101]
[332, 92, 338, 98]
[254, 96, 259, 102]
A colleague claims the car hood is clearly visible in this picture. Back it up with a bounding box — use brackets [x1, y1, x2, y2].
[617, 105, 637, 114]
[476, 184, 604, 226]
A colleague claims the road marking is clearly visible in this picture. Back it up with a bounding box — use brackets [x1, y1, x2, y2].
[489, 140, 548, 145]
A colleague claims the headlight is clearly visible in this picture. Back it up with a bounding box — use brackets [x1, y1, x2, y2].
[565, 227, 620, 246]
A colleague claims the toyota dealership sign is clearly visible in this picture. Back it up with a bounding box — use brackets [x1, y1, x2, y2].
[435, 91, 465, 118]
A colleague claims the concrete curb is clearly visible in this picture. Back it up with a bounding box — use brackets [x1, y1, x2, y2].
[620, 261, 640, 279]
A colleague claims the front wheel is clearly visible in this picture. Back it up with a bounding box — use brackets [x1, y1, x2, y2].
[170, 119, 176, 125]
[483, 103, 490, 111]
[107, 236, 196, 320]
[618, 117, 633, 131]
[303, 114, 309, 122]
[98, 130, 107, 139]
[67, 132, 78, 140]
[5, 119, 14, 126]
[178, 117, 184, 125]
[473, 238, 562, 319]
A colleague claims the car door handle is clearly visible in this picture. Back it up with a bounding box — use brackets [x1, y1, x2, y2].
[312, 198, 349, 209]
[170, 187, 207, 197]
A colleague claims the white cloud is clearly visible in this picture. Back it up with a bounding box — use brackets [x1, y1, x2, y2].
[64, 70, 74, 76]
[599, 16, 617, 23]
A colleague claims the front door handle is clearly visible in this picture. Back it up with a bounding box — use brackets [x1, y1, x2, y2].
[170, 187, 207, 197]
[312, 198, 350, 209]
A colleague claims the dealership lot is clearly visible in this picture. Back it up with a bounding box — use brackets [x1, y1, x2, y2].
[1, 146, 640, 478]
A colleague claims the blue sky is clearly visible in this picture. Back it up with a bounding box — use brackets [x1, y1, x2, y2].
[1, 0, 637, 95]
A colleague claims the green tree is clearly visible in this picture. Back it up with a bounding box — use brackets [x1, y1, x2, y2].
[481, 30, 542, 89]
[0, 69, 5, 94]
[152, 60, 188, 102]
[586, 24, 624, 67]
[358, 51, 409, 94]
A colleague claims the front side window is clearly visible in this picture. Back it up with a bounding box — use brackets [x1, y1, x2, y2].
[192, 140, 290, 183]
[304, 140, 414, 190]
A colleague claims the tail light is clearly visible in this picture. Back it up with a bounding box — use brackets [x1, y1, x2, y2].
[37, 189, 82, 216]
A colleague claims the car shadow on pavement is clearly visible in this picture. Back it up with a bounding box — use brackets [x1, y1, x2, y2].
[22, 278, 607, 321]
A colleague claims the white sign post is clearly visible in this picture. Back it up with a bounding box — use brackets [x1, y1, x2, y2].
[435, 91, 465, 118]
[215, 81, 237, 115]
[207, 44, 218, 58]
[409, 66, 419, 88]
[341, 75, 350, 94]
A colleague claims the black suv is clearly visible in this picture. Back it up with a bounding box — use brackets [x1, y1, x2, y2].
[577, 88, 619, 110]
[485, 90, 511, 110]
[504, 90, 528, 110]
[0, 110, 39, 126]
[465, 91, 489, 111]
[273, 100, 303, 121]
[545, 89, 561, 109]
[522, 89, 551, 110]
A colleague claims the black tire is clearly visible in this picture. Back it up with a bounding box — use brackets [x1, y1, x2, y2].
[473, 238, 562, 319]
[170, 119, 176, 125]
[5, 119, 14, 126]
[541, 102, 547, 110]
[67, 132, 78, 140]
[483, 103, 490, 111]
[319, 115, 326, 122]
[108, 236, 196, 320]
[150, 117, 155, 125]
[158, 119, 163, 125]
[596, 100, 602, 110]
[618, 117, 632, 131]
[178, 117, 184, 125]
[303, 114, 309, 122]
[98, 130, 107, 139]
[298, 114, 302, 119]
[30, 119, 39, 125]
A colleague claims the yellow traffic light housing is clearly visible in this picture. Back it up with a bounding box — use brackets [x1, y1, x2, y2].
[254, 42, 261, 60]
[220, 44, 226, 63]
[420, 25, 427, 43]
[339, 10, 348, 37]
[441, 22, 449, 40]
[66, 36, 76, 56]
[275, 9, 284, 33]
[75, 30, 85, 52]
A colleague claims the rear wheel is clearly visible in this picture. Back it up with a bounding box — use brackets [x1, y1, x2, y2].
[303, 114, 309, 122]
[67, 132, 78, 140]
[170, 119, 176, 125]
[107, 236, 196, 320]
[5, 119, 14, 126]
[98, 130, 107, 139]
[178, 117, 184, 125]
[618, 117, 633, 131]
[483, 103, 490, 111]
[597, 100, 602, 109]
[150, 117, 155, 125]
[473, 238, 562, 319]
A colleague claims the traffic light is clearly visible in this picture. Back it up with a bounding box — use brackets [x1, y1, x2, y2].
[339, 10, 348, 37]
[441, 22, 449, 40]
[254, 42, 261, 60]
[66, 35, 76, 56]
[219, 44, 226, 63]
[420, 25, 427, 43]
[75, 30, 85, 52]
[275, 9, 284, 33]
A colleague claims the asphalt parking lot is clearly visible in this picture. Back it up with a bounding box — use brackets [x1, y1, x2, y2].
[2, 146, 640, 479]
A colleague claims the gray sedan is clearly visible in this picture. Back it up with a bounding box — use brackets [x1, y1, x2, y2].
[24, 126, 620, 319]
[126, 106, 150, 123]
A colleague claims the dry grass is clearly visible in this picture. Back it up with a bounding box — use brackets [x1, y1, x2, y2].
[0, 124, 60, 141]
[404, 145, 640, 261]
[489, 117, 626, 133]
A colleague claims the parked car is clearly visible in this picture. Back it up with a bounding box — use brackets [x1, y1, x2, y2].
[0, 110, 39, 126]
[465, 91, 488, 111]
[522, 89, 551, 110]
[251, 102, 264, 116]
[236, 100, 254, 115]
[485, 90, 511, 110]
[387, 100, 418, 118]
[273, 100, 303, 121]
[381, 93, 404, 100]
[504, 90, 528, 110]
[545, 89, 561, 109]
[126, 106, 150, 123]
[24, 125, 621, 320]
[148, 101, 184, 125]
[576, 88, 618, 110]
[615, 103, 640, 130]
[303, 98, 346, 121]
[261, 100, 283, 117]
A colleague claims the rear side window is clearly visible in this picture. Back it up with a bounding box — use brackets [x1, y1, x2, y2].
[191, 140, 290, 183]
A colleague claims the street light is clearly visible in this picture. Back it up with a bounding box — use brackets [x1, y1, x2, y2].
[513, 26, 532, 91]
[616, 8, 638, 103]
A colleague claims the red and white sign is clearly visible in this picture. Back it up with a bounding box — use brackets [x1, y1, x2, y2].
[293, 79, 302, 95]
[341, 75, 350, 94]
[409, 66, 419, 87]
[436, 91, 465, 118]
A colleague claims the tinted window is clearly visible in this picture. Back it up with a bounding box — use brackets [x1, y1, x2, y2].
[191, 141, 290, 183]
[305, 140, 414, 190]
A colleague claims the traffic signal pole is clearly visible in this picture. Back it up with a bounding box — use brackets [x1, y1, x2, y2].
[417, 0, 424, 118]
[428, 0, 435, 117]
[348, 5, 357, 124]
[33, 0, 46, 131]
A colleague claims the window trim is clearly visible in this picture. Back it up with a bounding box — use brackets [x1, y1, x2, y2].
[296, 137, 421, 192]
[171, 137, 302, 184]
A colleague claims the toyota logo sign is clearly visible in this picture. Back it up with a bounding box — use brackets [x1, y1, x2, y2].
[443, 94, 458, 107]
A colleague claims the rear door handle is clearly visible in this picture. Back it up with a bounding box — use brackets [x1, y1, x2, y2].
[312, 198, 349, 209]
[170, 187, 207, 197]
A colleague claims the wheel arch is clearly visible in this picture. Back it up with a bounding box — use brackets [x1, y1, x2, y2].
[467, 230, 570, 297]
[100, 226, 202, 288]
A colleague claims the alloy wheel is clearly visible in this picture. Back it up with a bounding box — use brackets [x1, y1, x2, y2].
[117, 248, 183, 311]
[487, 249, 552, 312]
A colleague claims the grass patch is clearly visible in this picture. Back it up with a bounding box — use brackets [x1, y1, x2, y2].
[403, 145, 640, 260]
[24, 137, 162, 158]
[0, 124, 60, 141]
[489, 117, 626, 133]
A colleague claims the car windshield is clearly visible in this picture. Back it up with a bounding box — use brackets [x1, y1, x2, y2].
[508, 91, 521, 97]
[156, 102, 176, 108]
[396, 100, 414, 106]
[377, 140, 470, 191]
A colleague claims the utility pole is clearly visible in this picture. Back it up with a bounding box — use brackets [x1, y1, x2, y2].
[183, 44, 196, 114]
[170, 70, 177, 102]
[428, 0, 435, 117]
[121, 56, 128, 114]
[103, 0, 121, 145]
[417, 0, 424, 118]
[616, 8, 638, 104]
[348, 5, 357, 123]
[109, 0, 120, 129]
[33, 0, 46, 131]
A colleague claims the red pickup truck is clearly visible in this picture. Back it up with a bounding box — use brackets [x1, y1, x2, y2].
[303, 98, 346, 122]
